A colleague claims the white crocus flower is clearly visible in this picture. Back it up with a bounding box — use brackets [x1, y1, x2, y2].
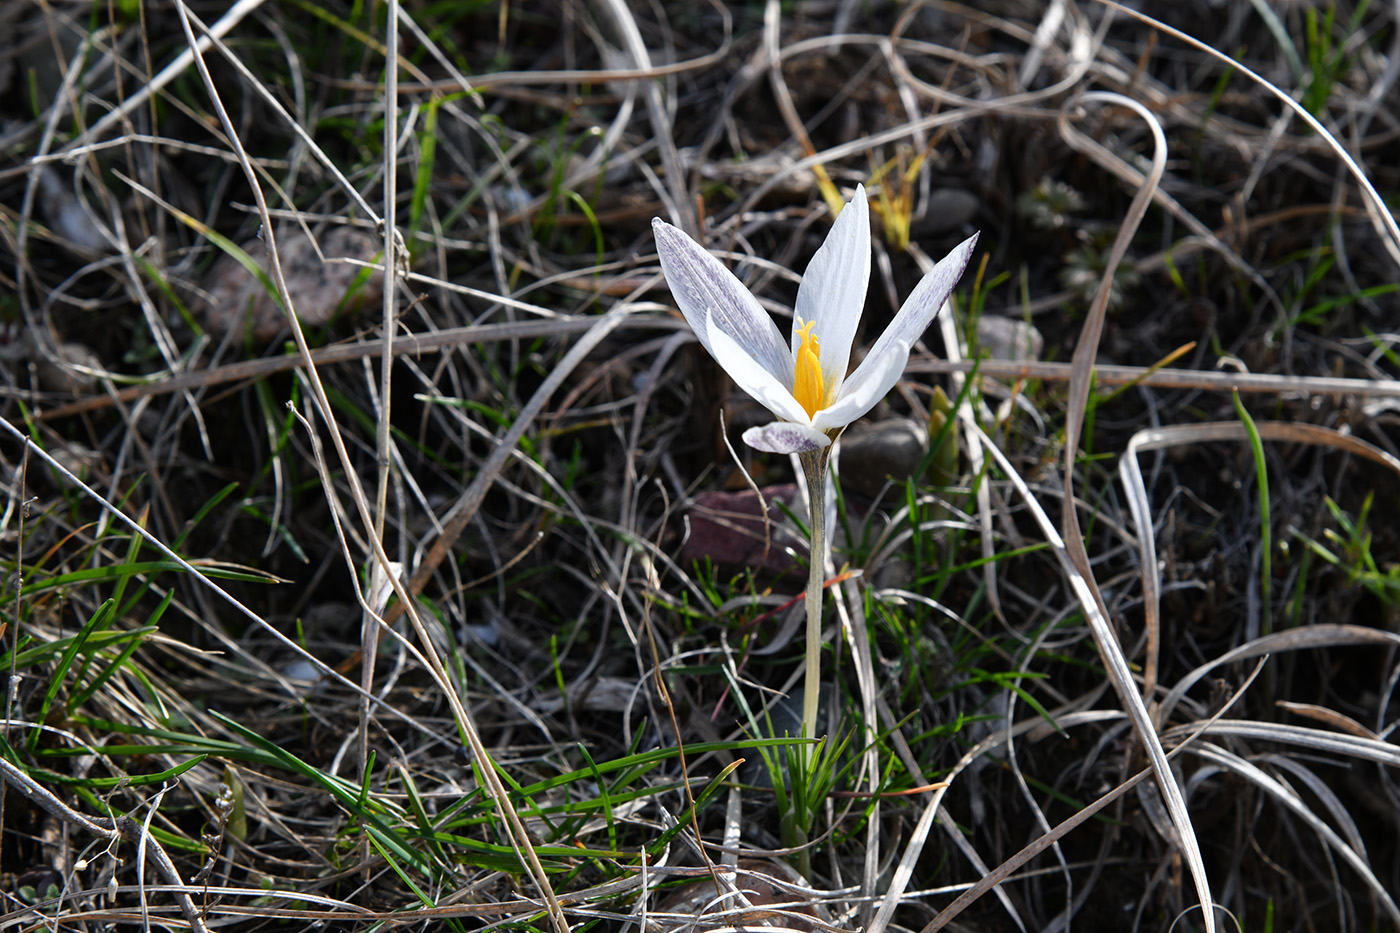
[653, 184, 978, 455]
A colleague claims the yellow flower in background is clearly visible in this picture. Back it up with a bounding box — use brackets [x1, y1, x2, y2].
[653, 185, 978, 453]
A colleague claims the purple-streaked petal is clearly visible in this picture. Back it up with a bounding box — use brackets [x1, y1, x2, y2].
[793, 185, 870, 389]
[742, 420, 831, 454]
[811, 338, 909, 432]
[838, 232, 978, 407]
[708, 315, 812, 426]
[653, 218, 791, 380]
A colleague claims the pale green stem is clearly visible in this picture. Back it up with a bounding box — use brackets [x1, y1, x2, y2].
[798, 446, 831, 756]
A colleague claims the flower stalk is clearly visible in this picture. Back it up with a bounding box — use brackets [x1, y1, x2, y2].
[799, 445, 832, 752]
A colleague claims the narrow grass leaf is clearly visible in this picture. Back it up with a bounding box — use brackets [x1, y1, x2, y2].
[28, 599, 115, 749]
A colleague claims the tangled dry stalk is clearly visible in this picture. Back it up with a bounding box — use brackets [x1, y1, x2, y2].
[3, 1, 1400, 931]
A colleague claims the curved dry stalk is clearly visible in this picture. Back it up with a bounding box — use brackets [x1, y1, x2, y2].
[909, 654, 1267, 933]
[1120, 421, 1400, 717]
[872, 705, 1142, 933]
[965, 413, 1217, 923]
[1056, 97, 1281, 313]
[1094, 0, 1400, 270]
[1159, 623, 1400, 727]
[1168, 720, 1400, 768]
[1056, 89, 1218, 931]
[890, 2, 1108, 112]
[1185, 743, 1400, 925]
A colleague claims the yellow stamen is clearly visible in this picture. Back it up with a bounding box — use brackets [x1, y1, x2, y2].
[792, 319, 825, 419]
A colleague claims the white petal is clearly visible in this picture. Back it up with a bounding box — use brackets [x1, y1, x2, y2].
[742, 421, 831, 454]
[838, 231, 978, 407]
[653, 218, 791, 379]
[708, 315, 812, 426]
[793, 185, 870, 389]
[811, 338, 909, 432]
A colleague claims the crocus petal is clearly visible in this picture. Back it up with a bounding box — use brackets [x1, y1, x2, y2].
[708, 315, 812, 426]
[742, 420, 831, 454]
[811, 338, 909, 432]
[838, 232, 978, 407]
[653, 218, 791, 380]
[793, 185, 870, 389]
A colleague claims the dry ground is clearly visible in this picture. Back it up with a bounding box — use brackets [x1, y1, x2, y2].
[2, 1, 1400, 931]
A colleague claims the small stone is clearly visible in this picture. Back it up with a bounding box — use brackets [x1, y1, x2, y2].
[838, 418, 928, 499]
[195, 226, 383, 342]
[18, 439, 101, 493]
[37, 165, 107, 254]
[680, 484, 807, 575]
[976, 315, 1043, 361]
[913, 188, 981, 236]
[33, 342, 101, 395]
[1, 330, 102, 396]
